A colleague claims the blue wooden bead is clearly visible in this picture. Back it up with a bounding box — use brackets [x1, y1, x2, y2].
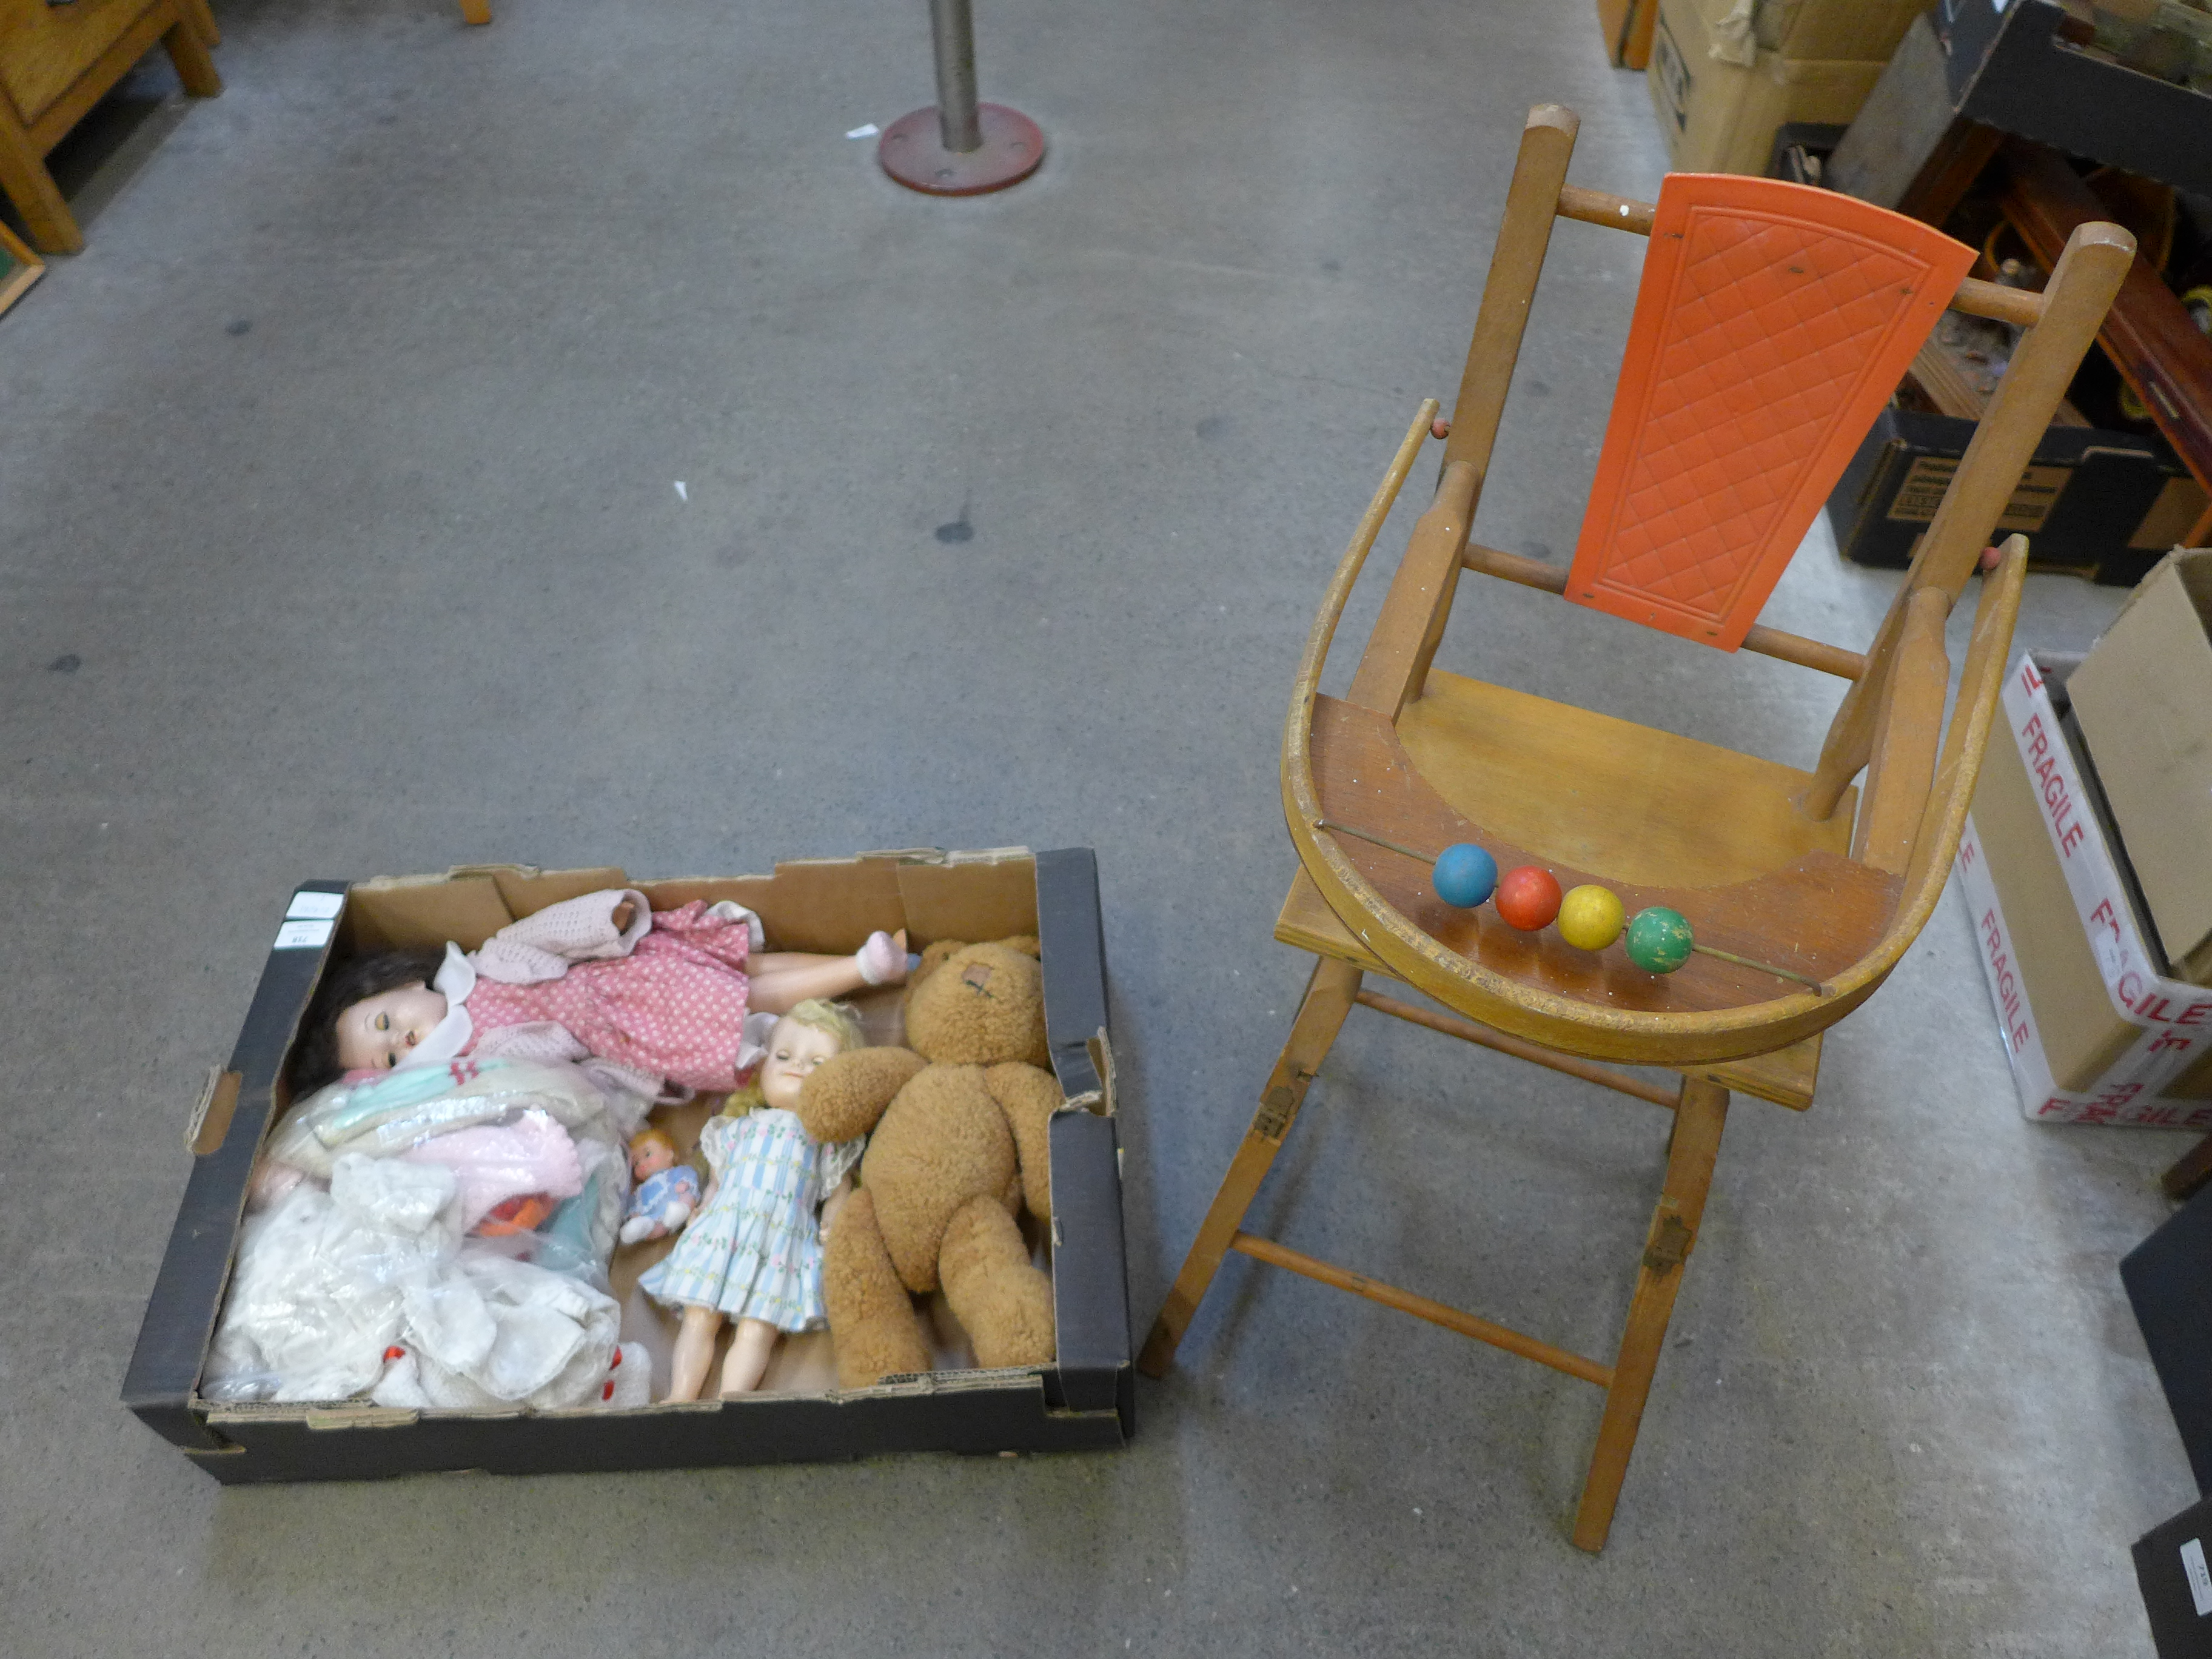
[1432, 843, 1498, 908]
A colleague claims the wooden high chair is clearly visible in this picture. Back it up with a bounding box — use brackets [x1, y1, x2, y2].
[1138, 105, 2133, 1553]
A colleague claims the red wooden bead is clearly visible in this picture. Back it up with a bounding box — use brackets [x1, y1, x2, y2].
[1494, 865, 1562, 931]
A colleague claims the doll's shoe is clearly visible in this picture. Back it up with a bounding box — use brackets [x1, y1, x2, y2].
[618, 1215, 657, 1245]
[662, 1201, 693, 1230]
[857, 929, 909, 986]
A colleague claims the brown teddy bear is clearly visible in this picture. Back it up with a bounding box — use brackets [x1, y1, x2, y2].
[796, 936, 1061, 1389]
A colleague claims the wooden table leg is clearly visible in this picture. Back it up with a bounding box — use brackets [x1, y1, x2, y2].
[0, 110, 79, 255]
[162, 10, 223, 98]
[180, 0, 220, 47]
[1138, 955, 1362, 1376]
[1572, 1075, 1729, 1553]
[459, 0, 493, 25]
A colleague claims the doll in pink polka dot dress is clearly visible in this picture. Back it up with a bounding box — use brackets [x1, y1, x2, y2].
[294, 888, 909, 1103]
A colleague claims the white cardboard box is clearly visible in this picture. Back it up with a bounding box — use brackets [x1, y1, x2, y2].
[1957, 654, 2212, 1127]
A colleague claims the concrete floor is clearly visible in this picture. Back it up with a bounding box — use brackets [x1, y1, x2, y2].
[0, 0, 2197, 1652]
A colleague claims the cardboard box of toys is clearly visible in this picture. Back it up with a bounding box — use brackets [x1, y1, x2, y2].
[2068, 549, 2212, 985]
[1957, 655, 2212, 1127]
[1646, 0, 1898, 175]
[121, 846, 1132, 1481]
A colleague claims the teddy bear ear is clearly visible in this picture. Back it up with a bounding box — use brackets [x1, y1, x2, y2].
[910, 939, 968, 989]
[995, 935, 1042, 960]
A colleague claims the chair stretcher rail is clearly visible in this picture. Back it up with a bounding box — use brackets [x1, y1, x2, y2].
[1461, 541, 1868, 680]
[1553, 184, 2044, 327]
[1229, 1232, 1615, 1387]
[1356, 989, 1682, 1109]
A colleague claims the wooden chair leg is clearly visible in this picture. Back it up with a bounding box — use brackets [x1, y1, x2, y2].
[460, 0, 494, 26]
[1571, 1076, 1729, 1552]
[1138, 955, 1362, 1376]
[0, 110, 79, 256]
[163, 14, 223, 98]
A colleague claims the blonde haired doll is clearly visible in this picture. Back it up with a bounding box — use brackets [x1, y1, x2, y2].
[639, 999, 870, 1398]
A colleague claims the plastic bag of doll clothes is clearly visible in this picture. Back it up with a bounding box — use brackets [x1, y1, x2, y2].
[255, 1056, 635, 1281]
[202, 1058, 643, 1407]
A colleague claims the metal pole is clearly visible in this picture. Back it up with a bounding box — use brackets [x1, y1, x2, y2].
[930, 0, 983, 154]
[878, 0, 1043, 196]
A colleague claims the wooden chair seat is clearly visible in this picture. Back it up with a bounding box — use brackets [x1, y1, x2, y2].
[1309, 672, 1898, 1021]
[1399, 670, 1855, 887]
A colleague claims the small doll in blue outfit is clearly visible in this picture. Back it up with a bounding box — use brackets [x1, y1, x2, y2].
[618, 1127, 702, 1245]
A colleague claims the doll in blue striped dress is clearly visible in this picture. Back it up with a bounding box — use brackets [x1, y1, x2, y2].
[640, 999, 867, 1399]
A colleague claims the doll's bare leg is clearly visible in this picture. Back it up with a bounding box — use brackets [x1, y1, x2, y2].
[719, 1318, 780, 1396]
[668, 1304, 726, 1401]
[749, 930, 909, 1013]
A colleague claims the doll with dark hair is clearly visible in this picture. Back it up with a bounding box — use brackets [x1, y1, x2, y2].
[293, 949, 445, 1096]
[293, 889, 907, 1102]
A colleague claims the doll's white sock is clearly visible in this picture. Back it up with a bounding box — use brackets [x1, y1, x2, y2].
[856, 930, 908, 986]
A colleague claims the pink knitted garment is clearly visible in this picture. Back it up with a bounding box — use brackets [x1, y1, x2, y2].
[463, 900, 753, 1093]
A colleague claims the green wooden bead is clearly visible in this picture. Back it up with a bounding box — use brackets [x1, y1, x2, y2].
[1624, 907, 1695, 974]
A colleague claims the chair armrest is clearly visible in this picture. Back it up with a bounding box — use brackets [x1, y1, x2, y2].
[1851, 585, 1951, 875]
[1890, 535, 2029, 931]
[1343, 460, 1481, 718]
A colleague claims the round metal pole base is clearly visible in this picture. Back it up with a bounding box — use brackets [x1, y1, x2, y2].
[878, 102, 1045, 196]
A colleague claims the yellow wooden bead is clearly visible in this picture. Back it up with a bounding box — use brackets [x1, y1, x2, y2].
[1557, 884, 1626, 952]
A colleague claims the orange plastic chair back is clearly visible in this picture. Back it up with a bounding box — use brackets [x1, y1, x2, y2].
[1565, 174, 1975, 650]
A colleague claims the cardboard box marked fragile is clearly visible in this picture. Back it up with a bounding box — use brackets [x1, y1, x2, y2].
[1959, 655, 2212, 1126]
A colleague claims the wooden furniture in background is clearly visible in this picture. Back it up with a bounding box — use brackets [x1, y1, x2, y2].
[2000, 142, 2212, 548]
[0, 0, 220, 253]
[0, 214, 42, 313]
[1830, 14, 2212, 549]
[1139, 104, 2133, 1552]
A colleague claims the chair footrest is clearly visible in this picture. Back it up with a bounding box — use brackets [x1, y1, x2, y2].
[1228, 1232, 1613, 1387]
